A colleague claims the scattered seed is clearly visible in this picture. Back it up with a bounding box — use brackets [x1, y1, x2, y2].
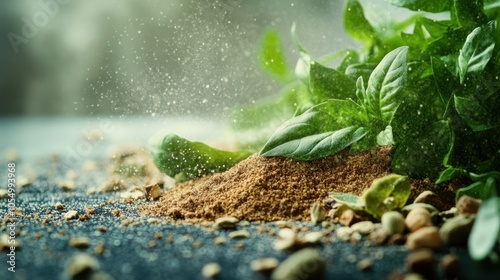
[229, 230, 250, 239]
[310, 203, 326, 225]
[144, 183, 163, 200]
[147, 218, 161, 224]
[64, 210, 79, 221]
[357, 258, 373, 271]
[250, 258, 279, 273]
[97, 226, 107, 233]
[234, 242, 245, 249]
[67, 253, 99, 278]
[94, 242, 105, 255]
[202, 263, 221, 279]
[336, 226, 353, 242]
[215, 216, 239, 229]
[351, 221, 374, 235]
[382, 211, 405, 235]
[302, 231, 323, 244]
[69, 237, 90, 248]
[55, 202, 65, 210]
[214, 236, 226, 246]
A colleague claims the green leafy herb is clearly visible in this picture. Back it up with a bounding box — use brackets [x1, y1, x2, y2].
[147, 132, 251, 182]
[260, 47, 408, 160]
[468, 197, 500, 262]
[458, 21, 496, 83]
[259, 30, 292, 82]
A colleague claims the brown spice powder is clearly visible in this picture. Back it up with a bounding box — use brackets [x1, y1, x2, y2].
[140, 146, 458, 222]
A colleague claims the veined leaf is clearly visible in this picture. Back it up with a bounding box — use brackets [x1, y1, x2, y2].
[344, 0, 376, 45]
[436, 165, 468, 184]
[385, 0, 451, 13]
[424, 28, 468, 58]
[365, 46, 409, 123]
[453, 0, 487, 30]
[148, 132, 251, 182]
[259, 30, 291, 81]
[330, 192, 364, 210]
[260, 100, 369, 160]
[454, 95, 499, 131]
[458, 21, 496, 83]
[392, 120, 454, 179]
[431, 56, 458, 105]
[310, 61, 356, 103]
[418, 17, 451, 39]
[377, 125, 394, 145]
[345, 63, 377, 83]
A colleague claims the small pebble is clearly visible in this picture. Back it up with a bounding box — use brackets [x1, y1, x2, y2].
[382, 211, 405, 235]
[336, 227, 353, 241]
[440, 254, 459, 280]
[302, 231, 323, 244]
[405, 207, 432, 233]
[406, 249, 434, 279]
[271, 248, 325, 280]
[351, 221, 374, 235]
[439, 214, 475, 246]
[456, 195, 481, 215]
[406, 227, 443, 250]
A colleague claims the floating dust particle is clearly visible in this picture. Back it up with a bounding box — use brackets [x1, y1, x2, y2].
[141, 146, 456, 222]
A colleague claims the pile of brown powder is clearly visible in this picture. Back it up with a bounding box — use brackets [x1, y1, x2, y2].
[142, 146, 444, 221]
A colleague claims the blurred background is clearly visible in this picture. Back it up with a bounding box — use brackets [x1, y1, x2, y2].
[0, 0, 370, 118]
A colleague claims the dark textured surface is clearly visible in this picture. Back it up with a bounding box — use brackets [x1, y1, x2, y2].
[1, 118, 499, 280]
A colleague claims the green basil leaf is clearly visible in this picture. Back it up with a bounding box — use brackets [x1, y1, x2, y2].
[362, 174, 411, 219]
[336, 50, 360, 73]
[468, 197, 500, 261]
[365, 46, 409, 123]
[392, 120, 454, 178]
[310, 61, 356, 103]
[385, 0, 451, 13]
[148, 132, 252, 182]
[260, 100, 369, 160]
[456, 178, 498, 201]
[431, 56, 458, 105]
[259, 30, 291, 81]
[454, 95, 499, 131]
[345, 63, 377, 82]
[458, 21, 496, 83]
[418, 17, 451, 39]
[453, 0, 488, 30]
[344, 0, 376, 45]
[424, 28, 469, 57]
[436, 166, 468, 184]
